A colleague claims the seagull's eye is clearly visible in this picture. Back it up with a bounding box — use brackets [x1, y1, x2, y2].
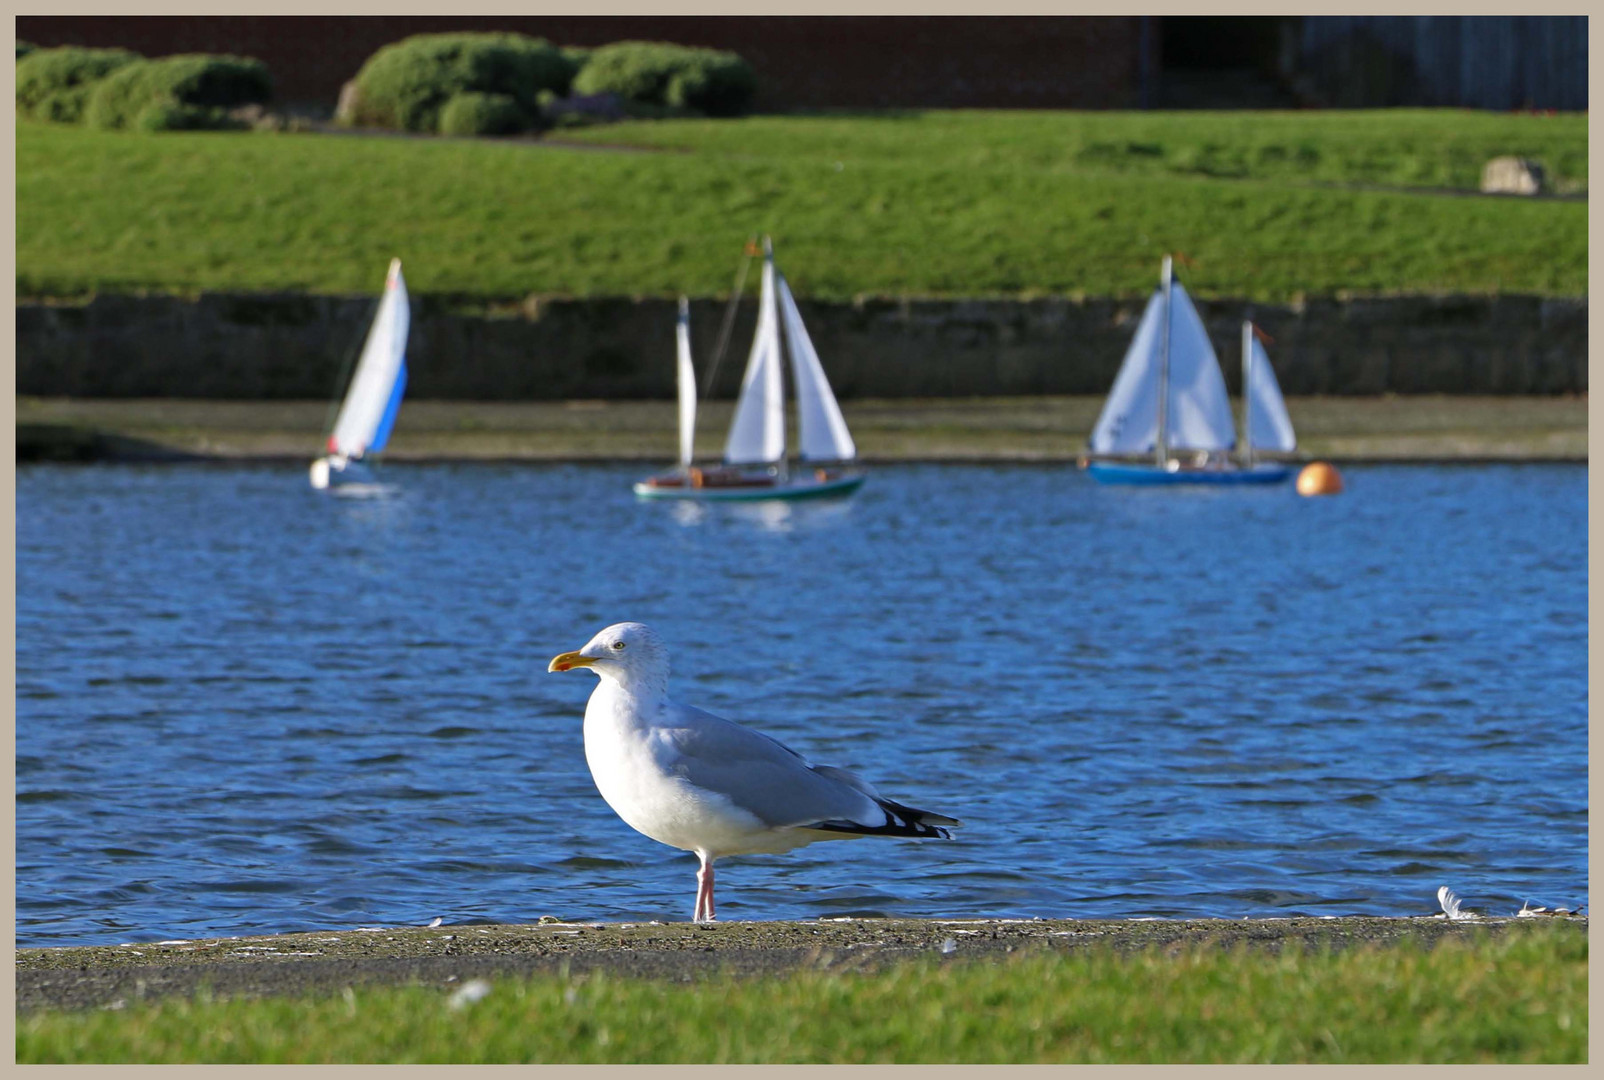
[611, 641, 627, 651]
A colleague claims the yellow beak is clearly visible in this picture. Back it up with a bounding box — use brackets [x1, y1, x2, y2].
[548, 650, 597, 673]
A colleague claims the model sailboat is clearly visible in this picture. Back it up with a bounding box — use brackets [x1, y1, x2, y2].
[1083, 257, 1294, 485]
[309, 259, 409, 491]
[634, 238, 865, 501]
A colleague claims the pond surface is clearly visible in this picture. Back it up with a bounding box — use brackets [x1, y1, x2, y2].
[15, 462, 1588, 946]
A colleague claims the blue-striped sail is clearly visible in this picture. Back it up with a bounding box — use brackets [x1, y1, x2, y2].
[329, 259, 410, 458]
[368, 362, 408, 455]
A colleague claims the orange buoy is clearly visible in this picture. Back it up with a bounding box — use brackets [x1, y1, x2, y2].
[1296, 461, 1344, 496]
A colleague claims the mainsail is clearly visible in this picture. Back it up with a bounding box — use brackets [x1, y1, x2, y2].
[1245, 332, 1296, 453]
[329, 259, 409, 458]
[675, 297, 697, 467]
[1164, 285, 1236, 452]
[723, 257, 785, 465]
[776, 274, 856, 462]
[1088, 276, 1234, 456]
[1089, 291, 1165, 455]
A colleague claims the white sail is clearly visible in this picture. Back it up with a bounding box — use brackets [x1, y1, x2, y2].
[776, 273, 856, 462]
[329, 259, 409, 458]
[1246, 334, 1296, 452]
[1089, 290, 1165, 455]
[723, 256, 786, 465]
[1164, 284, 1236, 452]
[675, 297, 697, 467]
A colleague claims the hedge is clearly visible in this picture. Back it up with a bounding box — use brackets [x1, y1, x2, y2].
[343, 32, 573, 134]
[438, 91, 527, 136]
[134, 102, 248, 133]
[16, 46, 142, 123]
[84, 53, 271, 130]
[569, 41, 755, 117]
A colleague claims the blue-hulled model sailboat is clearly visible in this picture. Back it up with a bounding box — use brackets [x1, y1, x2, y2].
[1084, 256, 1295, 486]
[309, 258, 410, 492]
[634, 238, 865, 501]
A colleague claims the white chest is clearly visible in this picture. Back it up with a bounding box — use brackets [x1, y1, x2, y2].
[581, 685, 770, 857]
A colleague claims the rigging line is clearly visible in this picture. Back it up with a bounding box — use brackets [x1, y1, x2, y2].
[701, 238, 757, 398]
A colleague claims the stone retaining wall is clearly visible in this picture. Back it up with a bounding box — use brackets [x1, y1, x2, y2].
[16, 292, 1586, 400]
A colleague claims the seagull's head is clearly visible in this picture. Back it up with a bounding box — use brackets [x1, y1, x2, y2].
[548, 622, 669, 688]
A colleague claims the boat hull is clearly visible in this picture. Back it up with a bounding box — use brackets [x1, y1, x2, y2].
[310, 455, 391, 495]
[634, 469, 866, 501]
[1086, 461, 1292, 486]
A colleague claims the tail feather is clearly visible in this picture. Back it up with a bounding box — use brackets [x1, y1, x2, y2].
[806, 797, 960, 839]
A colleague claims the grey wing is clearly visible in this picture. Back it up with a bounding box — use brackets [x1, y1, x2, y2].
[656, 702, 958, 837]
[654, 702, 887, 829]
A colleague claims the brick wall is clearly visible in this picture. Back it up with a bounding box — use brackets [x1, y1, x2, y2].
[15, 15, 1146, 111]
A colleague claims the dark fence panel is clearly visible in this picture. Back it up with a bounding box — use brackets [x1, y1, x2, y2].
[1296, 16, 1587, 109]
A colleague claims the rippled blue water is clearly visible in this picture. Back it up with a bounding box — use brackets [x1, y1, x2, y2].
[15, 462, 1587, 946]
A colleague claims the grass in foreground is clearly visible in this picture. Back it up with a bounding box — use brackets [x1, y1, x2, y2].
[15, 110, 1586, 303]
[16, 928, 1585, 1063]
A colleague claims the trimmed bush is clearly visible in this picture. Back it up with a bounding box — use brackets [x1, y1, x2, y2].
[344, 32, 575, 134]
[438, 91, 527, 136]
[570, 41, 755, 117]
[17, 41, 36, 60]
[85, 54, 271, 130]
[134, 102, 244, 132]
[16, 46, 141, 123]
[666, 54, 756, 116]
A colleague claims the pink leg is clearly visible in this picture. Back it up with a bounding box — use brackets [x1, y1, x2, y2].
[694, 854, 716, 923]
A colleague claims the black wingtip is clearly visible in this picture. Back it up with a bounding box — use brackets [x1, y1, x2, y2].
[882, 797, 960, 835]
[805, 797, 960, 840]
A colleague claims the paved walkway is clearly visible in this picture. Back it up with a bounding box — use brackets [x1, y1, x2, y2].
[17, 914, 1584, 1013]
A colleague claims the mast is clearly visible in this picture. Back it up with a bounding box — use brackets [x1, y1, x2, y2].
[1154, 255, 1173, 468]
[676, 295, 696, 473]
[1241, 319, 1255, 470]
[765, 235, 788, 483]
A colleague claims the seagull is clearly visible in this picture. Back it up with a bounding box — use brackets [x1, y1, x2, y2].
[548, 622, 959, 923]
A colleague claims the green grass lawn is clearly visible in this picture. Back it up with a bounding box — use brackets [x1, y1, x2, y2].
[560, 108, 1588, 193]
[15, 110, 1586, 303]
[15, 928, 1585, 1063]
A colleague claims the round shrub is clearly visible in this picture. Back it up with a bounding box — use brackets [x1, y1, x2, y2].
[85, 53, 271, 130]
[570, 41, 755, 117]
[665, 53, 756, 117]
[133, 102, 242, 132]
[344, 32, 575, 134]
[570, 41, 673, 104]
[16, 46, 141, 123]
[438, 91, 527, 136]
